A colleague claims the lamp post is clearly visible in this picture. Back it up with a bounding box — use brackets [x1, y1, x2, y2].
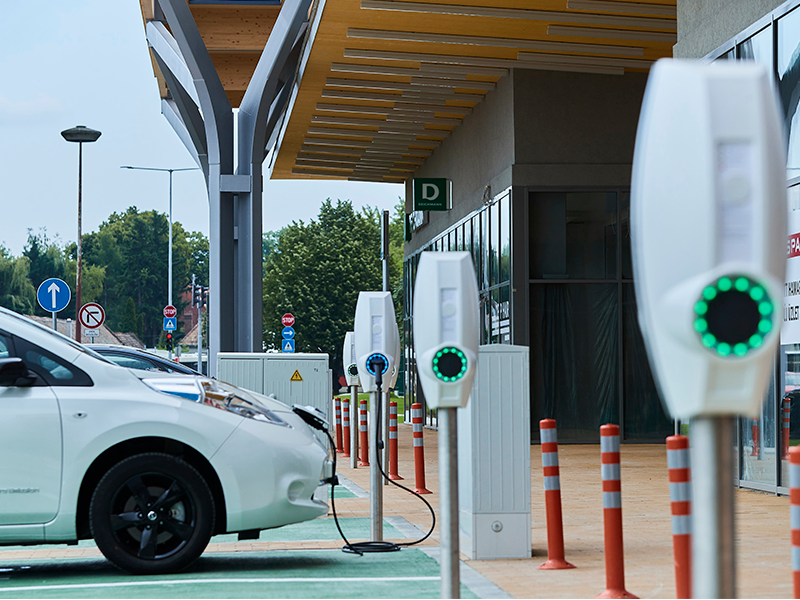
[120, 166, 199, 355]
[61, 125, 101, 343]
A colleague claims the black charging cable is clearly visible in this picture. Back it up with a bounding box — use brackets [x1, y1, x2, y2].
[326, 358, 436, 556]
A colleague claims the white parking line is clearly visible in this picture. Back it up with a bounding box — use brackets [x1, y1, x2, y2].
[0, 576, 440, 593]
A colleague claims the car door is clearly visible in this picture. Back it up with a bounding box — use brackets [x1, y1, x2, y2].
[0, 331, 63, 524]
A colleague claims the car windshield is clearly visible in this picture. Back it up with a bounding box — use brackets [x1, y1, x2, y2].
[0, 308, 113, 365]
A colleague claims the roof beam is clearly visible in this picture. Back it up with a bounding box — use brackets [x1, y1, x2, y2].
[566, 0, 677, 17]
[547, 24, 677, 42]
[360, 0, 676, 30]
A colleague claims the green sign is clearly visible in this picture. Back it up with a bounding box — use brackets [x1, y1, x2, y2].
[413, 178, 450, 211]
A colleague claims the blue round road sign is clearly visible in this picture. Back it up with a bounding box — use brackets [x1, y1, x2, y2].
[282, 326, 295, 340]
[36, 278, 71, 313]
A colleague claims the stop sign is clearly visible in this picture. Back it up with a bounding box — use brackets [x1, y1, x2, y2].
[163, 305, 177, 318]
[282, 313, 295, 327]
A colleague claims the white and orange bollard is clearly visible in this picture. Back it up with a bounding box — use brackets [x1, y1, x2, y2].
[341, 397, 351, 458]
[538, 419, 575, 570]
[790, 446, 800, 599]
[412, 402, 432, 494]
[359, 398, 370, 467]
[752, 418, 760, 457]
[389, 401, 403, 480]
[334, 397, 343, 454]
[596, 424, 637, 599]
[784, 397, 792, 461]
[667, 435, 692, 599]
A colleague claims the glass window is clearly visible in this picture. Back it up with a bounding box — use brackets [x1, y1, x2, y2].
[499, 285, 511, 344]
[529, 192, 618, 280]
[740, 370, 777, 487]
[530, 283, 619, 441]
[491, 287, 501, 343]
[739, 25, 772, 69]
[0, 333, 10, 359]
[14, 337, 92, 387]
[464, 221, 472, 256]
[472, 217, 482, 288]
[490, 201, 500, 287]
[107, 354, 162, 372]
[482, 210, 490, 289]
[620, 192, 633, 279]
[779, 8, 800, 177]
[500, 194, 510, 283]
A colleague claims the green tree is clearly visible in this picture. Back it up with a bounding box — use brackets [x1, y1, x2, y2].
[0, 247, 36, 314]
[262, 199, 404, 378]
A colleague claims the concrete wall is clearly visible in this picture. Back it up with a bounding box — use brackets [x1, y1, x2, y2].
[512, 69, 647, 189]
[404, 68, 647, 255]
[674, 0, 785, 58]
[404, 71, 515, 255]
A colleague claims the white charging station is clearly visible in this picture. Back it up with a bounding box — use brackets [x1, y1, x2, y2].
[353, 291, 400, 541]
[342, 331, 360, 469]
[632, 59, 787, 598]
[413, 251, 480, 599]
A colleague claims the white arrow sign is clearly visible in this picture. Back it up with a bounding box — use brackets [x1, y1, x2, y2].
[48, 282, 59, 309]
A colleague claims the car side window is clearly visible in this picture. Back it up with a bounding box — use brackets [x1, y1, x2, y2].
[0, 333, 10, 359]
[13, 337, 93, 387]
[108, 354, 162, 372]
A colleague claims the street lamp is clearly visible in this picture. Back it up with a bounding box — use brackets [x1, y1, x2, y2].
[120, 166, 199, 356]
[61, 125, 101, 343]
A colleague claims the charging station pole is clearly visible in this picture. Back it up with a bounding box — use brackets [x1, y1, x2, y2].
[350, 385, 359, 469]
[413, 252, 479, 600]
[439, 406, 460, 598]
[382, 210, 391, 487]
[632, 60, 787, 600]
[691, 417, 736, 598]
[370, 387, 383, 541]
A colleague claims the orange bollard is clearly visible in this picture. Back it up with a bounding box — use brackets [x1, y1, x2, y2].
[389, 401, 403, 480]
[334, 397, 343, 453]
[790, 446, 800, 599]
[359, 398, 369, 467]
[538, 419, 575, 570]
[341, 397, 351, 458]
[752, 418, 760, 457]
[667, 435, 692, 599]
[411, 403, 432, 494]
[596, 424, 637, 599]
[784, 397, 792, 461]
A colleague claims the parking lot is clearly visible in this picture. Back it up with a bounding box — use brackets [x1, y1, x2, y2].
[0, 423, 793, 598]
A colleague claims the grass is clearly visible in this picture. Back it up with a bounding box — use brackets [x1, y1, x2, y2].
[334, 392, 405, 423]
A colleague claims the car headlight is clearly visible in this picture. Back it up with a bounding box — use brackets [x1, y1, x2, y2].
[198, 379, 289, 426]
[142, 377, 289, 426]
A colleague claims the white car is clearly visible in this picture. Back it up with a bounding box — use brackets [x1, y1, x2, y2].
[0, 307, 331, 574]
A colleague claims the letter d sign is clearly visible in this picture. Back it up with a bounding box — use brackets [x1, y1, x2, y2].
[413, 178, 451, 211]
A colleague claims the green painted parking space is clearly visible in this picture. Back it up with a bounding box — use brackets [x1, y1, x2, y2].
[210, 517, 403, 543]
[0, 549, 477, 599]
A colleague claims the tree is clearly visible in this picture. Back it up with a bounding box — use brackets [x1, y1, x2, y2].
[0, 247, 36, 315]
[262, 199, 404, 380]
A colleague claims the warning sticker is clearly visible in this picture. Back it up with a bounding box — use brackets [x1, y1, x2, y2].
[290, 370, 303, 382]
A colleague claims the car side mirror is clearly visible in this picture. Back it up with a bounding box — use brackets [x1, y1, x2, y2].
[0, 358, 37, 387]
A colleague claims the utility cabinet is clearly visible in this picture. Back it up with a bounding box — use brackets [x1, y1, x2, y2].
[217, 352, 332, 439]
[458, 344, 531, 560]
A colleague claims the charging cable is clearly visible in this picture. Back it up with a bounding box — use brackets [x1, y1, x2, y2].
[326, 357, 436, 556]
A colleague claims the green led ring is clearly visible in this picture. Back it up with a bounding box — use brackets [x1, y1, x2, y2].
[432, 346, 468, 382]
[693, 275, 774, 358]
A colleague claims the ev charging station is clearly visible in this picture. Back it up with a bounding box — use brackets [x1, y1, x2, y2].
[343, 331, 360, 469]
[413, 252, 480, 599]
[632, 60, 787, 598]
[353, 291, 400, 541]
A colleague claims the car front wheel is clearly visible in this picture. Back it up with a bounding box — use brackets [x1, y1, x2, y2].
[89, 453, 215, 574]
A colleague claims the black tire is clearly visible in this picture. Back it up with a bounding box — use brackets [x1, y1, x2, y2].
[89, 453, 215, 575]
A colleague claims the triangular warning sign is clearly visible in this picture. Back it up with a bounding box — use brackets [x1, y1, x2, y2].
[290, 369, 303, 382]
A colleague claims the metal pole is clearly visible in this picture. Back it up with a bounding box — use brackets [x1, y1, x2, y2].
[350, 385, 359, 469]
[75, 141, 83, 343]
[381, 210, 390, 486]
[168, 170, 174, 361]
[691, 415, 736, 599]
[439, 406, 460, 599]
[198, 291, 204, 375]
[370, 390, 383, 541]
[52, 312, 56, 331]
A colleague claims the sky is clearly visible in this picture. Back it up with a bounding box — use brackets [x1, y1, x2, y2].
[0, 1, 403, 257]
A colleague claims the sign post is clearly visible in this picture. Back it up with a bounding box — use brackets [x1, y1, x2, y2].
[79, 302, 105, 343]
[164, 305, 177, 359]
[282, 314, 295, 353]
[36, 278, 71, 332]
